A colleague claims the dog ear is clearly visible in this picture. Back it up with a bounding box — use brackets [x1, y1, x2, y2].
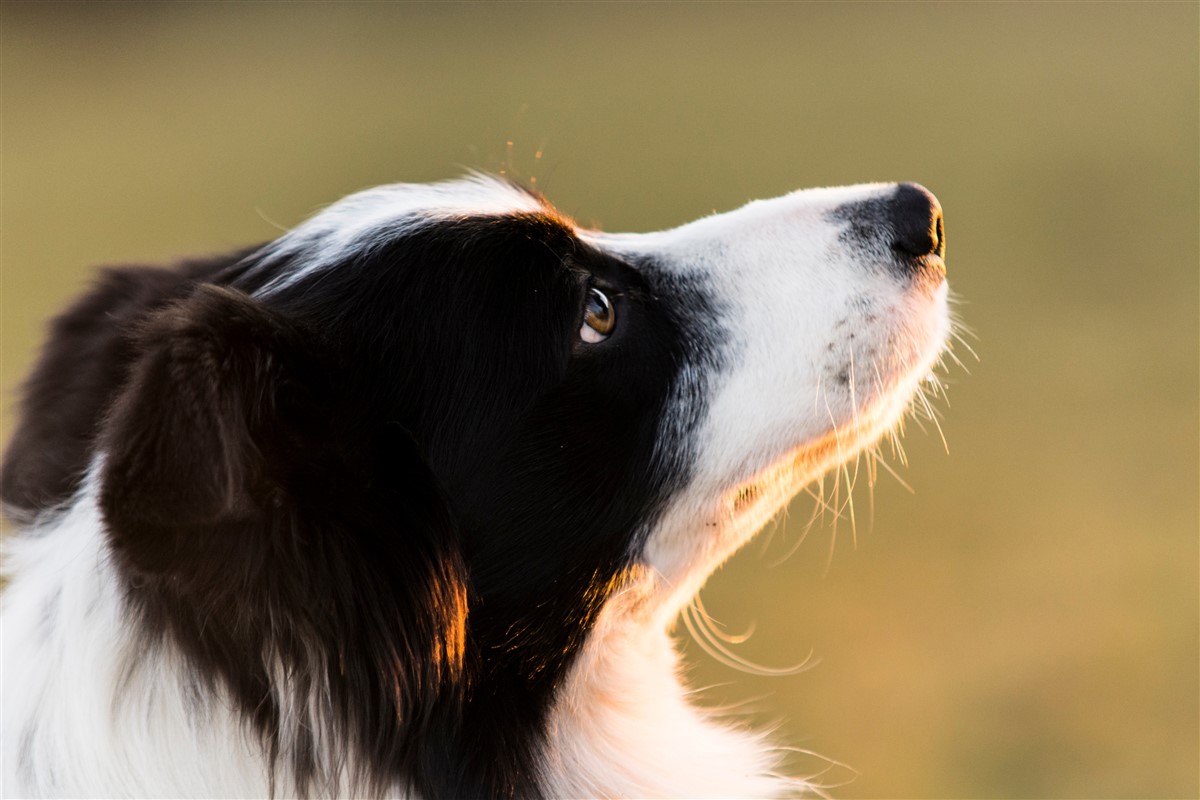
[98, 283, 320, 563]
[1, 264, 216, 515]
[97, 283, 466, 587]
[98, 284, 469, 761]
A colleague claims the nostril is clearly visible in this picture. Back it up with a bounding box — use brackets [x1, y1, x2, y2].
[890, 183, 944, 260]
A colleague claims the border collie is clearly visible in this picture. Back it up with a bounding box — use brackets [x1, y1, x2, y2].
[1, 176, 951, 798]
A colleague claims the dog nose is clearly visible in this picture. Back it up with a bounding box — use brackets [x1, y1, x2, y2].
[889, 183, 944, 260]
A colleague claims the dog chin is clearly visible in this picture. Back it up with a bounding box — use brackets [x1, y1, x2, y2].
[723, 292, 948, 542]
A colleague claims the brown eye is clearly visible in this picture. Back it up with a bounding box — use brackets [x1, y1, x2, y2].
[580, 287, 615, 343]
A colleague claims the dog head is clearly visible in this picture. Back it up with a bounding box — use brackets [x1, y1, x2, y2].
[3, 176, 950, 796]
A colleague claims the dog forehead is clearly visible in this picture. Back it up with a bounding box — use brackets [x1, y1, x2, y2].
[253, 176, 553, 296]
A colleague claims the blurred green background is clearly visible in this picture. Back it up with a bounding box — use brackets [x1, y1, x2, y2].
[2, 2, 1196, 797]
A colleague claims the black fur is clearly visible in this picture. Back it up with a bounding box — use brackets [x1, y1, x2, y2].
[101, 284, 469, 797]
[1, 248, 264, 514]
[3, 207, 711, 798]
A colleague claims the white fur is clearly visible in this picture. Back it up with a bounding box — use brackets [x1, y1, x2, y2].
[1, 479, 277, 798]
[539, 572, 805, 798]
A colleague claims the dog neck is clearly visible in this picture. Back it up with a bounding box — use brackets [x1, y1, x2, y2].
[539, 579, 806, 798]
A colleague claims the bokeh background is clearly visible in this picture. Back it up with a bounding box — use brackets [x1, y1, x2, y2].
[2, 3, 1196, 797]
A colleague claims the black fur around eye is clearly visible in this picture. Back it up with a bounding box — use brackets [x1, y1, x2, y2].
[581, 287, 615, 343]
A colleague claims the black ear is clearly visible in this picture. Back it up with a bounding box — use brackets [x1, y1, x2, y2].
[98, 285, 470, 788]
[98, 284, 323, 573]
[3, 266, 199, 514]
[2, 248, 264, 516]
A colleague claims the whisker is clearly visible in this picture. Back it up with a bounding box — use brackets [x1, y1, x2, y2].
[822, 524, 838, 577]
[693, 594, 756, 644]
[681, 600, 815, 676]
[866, 446, 878, 531]
[841, 462, 858, 549]
[872, 452, 915, 494]
[916, 386, 950, 454]
[776, 746, 861, 795]
[768, 479, 828, 567]
[941, 341, 970, 373]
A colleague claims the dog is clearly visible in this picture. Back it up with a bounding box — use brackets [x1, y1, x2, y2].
[1, 176, 950, 798]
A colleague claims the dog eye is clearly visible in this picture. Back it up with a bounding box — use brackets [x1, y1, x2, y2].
[580, 287, 615, 343]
